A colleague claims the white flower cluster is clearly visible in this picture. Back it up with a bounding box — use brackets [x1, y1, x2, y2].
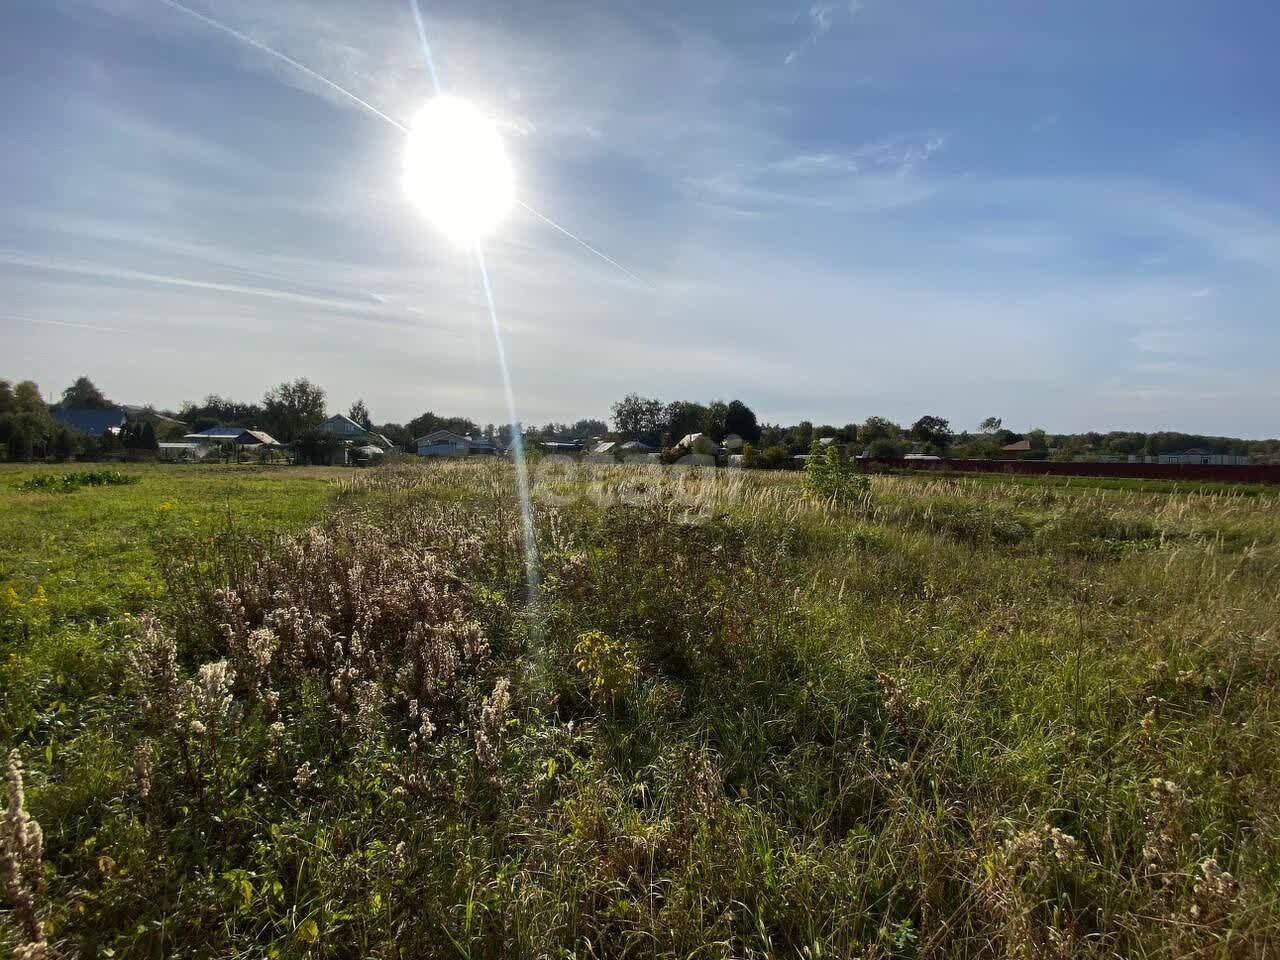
[2, 750, 50, 957]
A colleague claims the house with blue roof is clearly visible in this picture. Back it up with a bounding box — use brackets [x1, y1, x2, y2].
[51, 407, 128, 438]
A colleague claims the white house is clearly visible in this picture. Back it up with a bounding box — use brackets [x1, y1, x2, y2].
[677, 433, 719, 456]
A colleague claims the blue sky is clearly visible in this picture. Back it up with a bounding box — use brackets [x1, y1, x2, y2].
[3, 0, 1278, 436]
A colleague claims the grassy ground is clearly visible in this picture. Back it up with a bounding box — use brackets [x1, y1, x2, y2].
[0, 463, 343, 622]
[1, 461, 1278, 957]
[875, 466, 1280, 498]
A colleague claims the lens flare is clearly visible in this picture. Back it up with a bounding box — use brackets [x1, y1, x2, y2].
[403, 96, 514, 246]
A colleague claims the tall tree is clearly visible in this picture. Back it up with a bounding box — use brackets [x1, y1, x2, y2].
[7, 382, 54, 459]
[724, 400, 761, 444]
[857, 416, 902, 444]
[348, 399, 373, 430]
[60, 376, 112, 410]
[262, 378, 327, 443]
[13, 381, 48, 416]
[611, 394, 665, 445]
[406, 411, 478, 439]
[784, 420, 814, 453]
[910, 415, 953, 453]
[0, 380, 13, 415]
[702, 400, 730, 442]
[662, 400, 708, 446]
[179, 394, 263, 428]
[979, 416, 1003, 434]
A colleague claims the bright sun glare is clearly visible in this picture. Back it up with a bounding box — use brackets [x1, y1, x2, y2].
[403, 96, 514, 246]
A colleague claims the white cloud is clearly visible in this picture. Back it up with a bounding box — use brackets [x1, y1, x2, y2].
[786, 1, 862, 64]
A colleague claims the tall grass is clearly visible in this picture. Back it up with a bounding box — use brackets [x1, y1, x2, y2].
[3, 461, 1277, 957]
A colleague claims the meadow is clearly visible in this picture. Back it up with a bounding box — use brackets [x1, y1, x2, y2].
[2, 459, 1277, 958]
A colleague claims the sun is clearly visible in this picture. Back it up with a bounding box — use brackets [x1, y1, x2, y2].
[403, 96, 514, 247]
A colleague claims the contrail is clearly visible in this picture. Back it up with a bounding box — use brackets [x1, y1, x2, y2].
[153, 0, 648, 285]
[1, 313, 132, 335]
[516, 200, 651, 286]
[407, 0, 442, 95]
[154, 0, 406, 131]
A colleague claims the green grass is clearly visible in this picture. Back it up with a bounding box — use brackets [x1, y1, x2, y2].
[0, 463, 343, 623]
[2, 461, 1278, 958]
[878, 465, 1280, 498]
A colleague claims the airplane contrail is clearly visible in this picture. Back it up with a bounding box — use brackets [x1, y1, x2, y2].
[1, 313, 132, 335]
[154, 0, 406, 131]
[153, 0, 650, 285]
[515, 200, 650, 286]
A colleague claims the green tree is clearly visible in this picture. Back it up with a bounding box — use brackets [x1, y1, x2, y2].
[1026, 428, 1049, 457]
[857, 416, 902, 445]
[262, 379, 327, 443]
[348, 399, 373, 430]
[661, 401, 708, 446]
[979, 416, 1002, 434]
[406, 411, 478, 439]
[784, 420, 814, 454]
[293, 429, 343, 465]
[724, 400, 761, 444]
[60, 376, 113, 409]
[611, 394, 665, 446]
[6, 429, 32, 461]
[865, 437, 907, 459]
[8, 381, 54, 459]
[702, 400, 730, 442]
[759, 444, 794, 469]
[139, 420, 159, 451]
[52, 426, 76, 461]
[0, 380, 13, 415]
[910, 415, 953, 454]
[179, 394, 262, 428]
[379, 423, 412, 450]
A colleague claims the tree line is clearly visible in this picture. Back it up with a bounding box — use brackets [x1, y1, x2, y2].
[2, 374, 1277, 464]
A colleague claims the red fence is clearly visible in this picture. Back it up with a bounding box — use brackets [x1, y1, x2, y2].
[863, 458, 1280, 485]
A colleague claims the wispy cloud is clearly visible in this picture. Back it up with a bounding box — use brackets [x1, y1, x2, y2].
[785, 1, 862, 64]
[0, 313, 133, 335]
[770, 136, 947, 178]
[0, 250, 424, 320]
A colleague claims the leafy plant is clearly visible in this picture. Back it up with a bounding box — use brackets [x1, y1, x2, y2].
[804, 440, 869, 503]
[18, 470, 140, 493]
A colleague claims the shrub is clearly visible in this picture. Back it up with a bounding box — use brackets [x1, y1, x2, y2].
[758, 444, 793, 469]
[18, 470, 140, 493]
[804, 440, 869, 503]
[864, 436, 906, 459]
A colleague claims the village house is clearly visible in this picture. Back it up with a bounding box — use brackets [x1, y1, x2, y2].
[317, 414, 394, 449]
[416, 429, 497, 457]
[50, 407, 128, 438]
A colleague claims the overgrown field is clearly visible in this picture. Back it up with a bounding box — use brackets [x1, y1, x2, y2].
[2, 461, 1278, 958]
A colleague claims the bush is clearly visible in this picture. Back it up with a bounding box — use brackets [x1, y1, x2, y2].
[292, 429, 343, 465]
[804, 440, 869, 503]
[758, 444, 794, 469]
[18, 470, 140, 493]
[865, 437, 906, 459]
